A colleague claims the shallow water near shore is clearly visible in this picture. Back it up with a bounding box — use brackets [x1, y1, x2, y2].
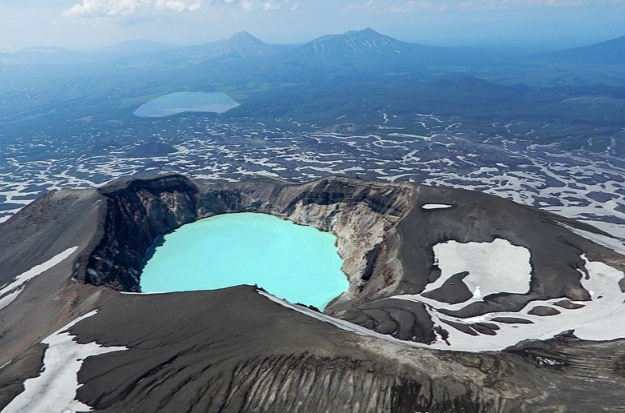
[141, 213, 348, 310]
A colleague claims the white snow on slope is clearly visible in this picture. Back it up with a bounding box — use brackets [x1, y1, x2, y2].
[0, 288, 25, 313]
[560, 223, 625, 256]
[3, 311, 127, 413]
[422, 239, 532, 306]
[421, 204, 453, 210]
[0, 247, 79, 312]
[261, 239, 625, 353]
[396, 256, 625, 351]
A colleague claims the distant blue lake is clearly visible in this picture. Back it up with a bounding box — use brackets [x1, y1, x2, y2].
[134, 92, 240, 118]
[141, 213, 348, 310]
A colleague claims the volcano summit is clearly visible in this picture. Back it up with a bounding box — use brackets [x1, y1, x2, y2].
[1, 175, 625, 412]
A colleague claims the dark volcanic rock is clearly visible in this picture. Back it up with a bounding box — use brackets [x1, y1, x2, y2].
[69, 288, 444, 413]
[87, 174, 201, 291]
[528, 306, 562, 316]
[0, 345, 46, 411]
[554, 299, 586, 310]
[503, 337, 625, 411]
[342, 298, 436, 343]
[422, 271, 473, 304]
[471, 323, 499, 336]
[492, 317, 534, 325]
[441, 320, 479, 336]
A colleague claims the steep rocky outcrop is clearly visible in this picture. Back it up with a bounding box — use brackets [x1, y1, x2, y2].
[86, 175, 413, 310]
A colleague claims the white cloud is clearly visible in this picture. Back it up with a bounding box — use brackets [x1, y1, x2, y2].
[345, 0, 449, 13]
[345, 0, 625, 13]
[456, 0, 599, 9]
[63, 0, 298, 17]
[240, 0, 298, 11]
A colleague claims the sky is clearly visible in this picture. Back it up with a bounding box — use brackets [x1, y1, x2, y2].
[0, 0, 624, 52]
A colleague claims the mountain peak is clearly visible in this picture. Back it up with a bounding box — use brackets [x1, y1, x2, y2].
[172, 30, 280, 61]
[294, 28, 414, 61]
[227, 31, 264, 45]
[341, 28, 384, 38]
[357, 27, 379, 35]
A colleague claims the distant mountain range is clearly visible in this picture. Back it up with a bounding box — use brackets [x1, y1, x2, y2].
[0, 42, 176, 65]
[0, 40, 177, 65]
[1, 29, 623, 68]
[87, 39, 178, 58]
[0, 28, 474, 67]
[0, 46, 79, 65]
[538, 35, 625, 65]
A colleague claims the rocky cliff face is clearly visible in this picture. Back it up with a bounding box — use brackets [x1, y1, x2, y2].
[86, 174, 201, 291]
[86, 175, 414, 307]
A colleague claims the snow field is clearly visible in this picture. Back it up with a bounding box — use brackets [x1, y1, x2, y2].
[0, 247, 79, 312]
[3, 311, 127, 413]
[261, 239, 625, 353]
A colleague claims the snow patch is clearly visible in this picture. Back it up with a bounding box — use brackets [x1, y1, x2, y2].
[424, 239, 532, 304]
[261, 238, 625, 352]
[3, 311, 127, 413]
[0, 287, 25, 313]
[260, 254, 625, 352]
[0, 360, 12, 371]
[560, 223, 625, 256]
[394, 254, 625, 351]
[421, 204, 453, 210]
[0, 247, 79, 312]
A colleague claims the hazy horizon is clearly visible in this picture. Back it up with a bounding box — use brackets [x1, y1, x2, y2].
[1, 0, 624, 53]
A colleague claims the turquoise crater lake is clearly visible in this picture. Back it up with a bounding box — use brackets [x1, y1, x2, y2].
[141, 213, 348, 310]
